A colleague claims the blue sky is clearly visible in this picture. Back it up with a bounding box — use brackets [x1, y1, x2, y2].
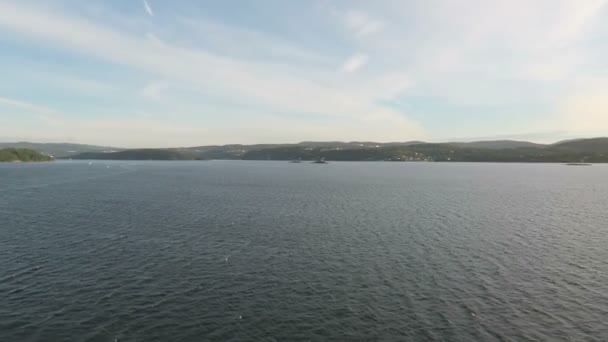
[0, 0, 607, 147]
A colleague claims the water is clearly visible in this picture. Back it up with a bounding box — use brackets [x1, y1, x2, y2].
[1, 161, 607, 341]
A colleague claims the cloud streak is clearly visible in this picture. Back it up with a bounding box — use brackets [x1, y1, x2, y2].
[345, 10, 385, 36]
[0, 96, 62, 127]
[1, 1, 607, 145]
[0, 2, 423, 140]
[0, 96, 56, 116]
[140, 82, 169, 100]
[143, 0, 154, 17]
[342, 54, 369, 72]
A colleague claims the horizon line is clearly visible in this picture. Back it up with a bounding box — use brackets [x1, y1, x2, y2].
[2, 136, 607, 149]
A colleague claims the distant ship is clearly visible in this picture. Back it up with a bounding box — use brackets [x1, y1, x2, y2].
[312, 158, 328, 164]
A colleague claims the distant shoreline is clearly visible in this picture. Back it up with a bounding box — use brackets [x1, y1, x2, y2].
[3, 137, 608, 163]
[54, 159, 603, 164]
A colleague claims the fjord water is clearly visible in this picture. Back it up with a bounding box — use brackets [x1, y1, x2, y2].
[1, 161, 607, 341]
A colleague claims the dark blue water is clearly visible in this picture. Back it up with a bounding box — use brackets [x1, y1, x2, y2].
[1, 161, 607, 341]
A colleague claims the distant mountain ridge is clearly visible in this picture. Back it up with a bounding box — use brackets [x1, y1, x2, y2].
[450, 140, 546, 149]
[0, 142, 122, 158]
[70, 149, 197, 160]
[551, 138, 608, 153]
[4, 137, 608, 162]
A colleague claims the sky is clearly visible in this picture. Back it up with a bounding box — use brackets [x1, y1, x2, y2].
[0, 0, 607, 147]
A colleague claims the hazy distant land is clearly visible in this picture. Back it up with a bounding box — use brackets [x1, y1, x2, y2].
[1, 138, 607, 163]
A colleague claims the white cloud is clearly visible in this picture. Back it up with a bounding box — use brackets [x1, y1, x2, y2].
[6, 1, 606, 144]
[344, 10, 384, 36]
[143, 0, 154, 17]
[342, 54, 369, 73]
[0, 2, 424, 142]
[0, 96, 56, 115]
[140, 82, 169, 100]
[551, 0, 607, 44]
[178, 17, 330, 64]
[0, 96, 60, 126]
[145, 32, 162, 45]
[342, 0, 608, 127]
[516, 53, 585, 82]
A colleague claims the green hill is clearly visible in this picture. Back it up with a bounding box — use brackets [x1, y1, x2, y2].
[5, 137, 608, 162]
[0, 142, 123, 158]
[450, 140, 546, 149]
[0, 148, 54, 162]
[552, 138, 608, 153]
[69, 149, 198, 160]
[241, 140, 608, 163]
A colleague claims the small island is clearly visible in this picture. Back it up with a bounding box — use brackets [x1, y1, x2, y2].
[0, 148, 54, 162]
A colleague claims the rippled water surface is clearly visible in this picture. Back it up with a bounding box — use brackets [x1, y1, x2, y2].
[1, 161, 607, 341]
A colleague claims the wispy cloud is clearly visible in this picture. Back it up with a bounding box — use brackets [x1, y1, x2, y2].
[0, 2, 423, 140]
[551, 0, 607, 43]
[143, 0, 154, 17]
[344, 10, 384, 37]
[178, 17, 331, 64]
[1, 1, 607, 145]
[0, 96, 61, 126]
[145, 32, 162, 45]
[342, 54, 369, 73]
[140, 82, 169, 100]
[0, 96, 56, 116]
